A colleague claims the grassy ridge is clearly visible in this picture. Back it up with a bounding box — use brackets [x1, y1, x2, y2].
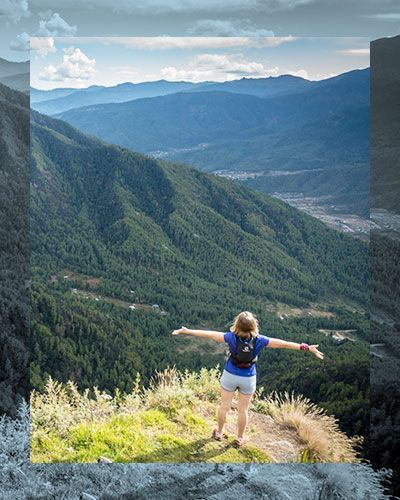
[31, 367, 359, 464]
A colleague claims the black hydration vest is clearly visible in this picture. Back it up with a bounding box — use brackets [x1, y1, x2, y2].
[229, 336, 258, 368]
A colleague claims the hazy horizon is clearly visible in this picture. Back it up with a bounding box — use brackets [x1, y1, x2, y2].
[30, 64, 370, 92]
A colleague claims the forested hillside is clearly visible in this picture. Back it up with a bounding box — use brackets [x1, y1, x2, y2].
[31, 111, 369, 447]
[0, 83, 29, 416]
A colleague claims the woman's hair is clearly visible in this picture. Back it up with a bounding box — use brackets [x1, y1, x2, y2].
[231, 311, 259, 338]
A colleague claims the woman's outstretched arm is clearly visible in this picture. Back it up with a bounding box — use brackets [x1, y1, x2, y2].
[172, 326, 225, 343]
[268, 338, 324, 360]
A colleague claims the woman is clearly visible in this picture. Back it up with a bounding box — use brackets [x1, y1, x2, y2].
[172, 311, 324, 446]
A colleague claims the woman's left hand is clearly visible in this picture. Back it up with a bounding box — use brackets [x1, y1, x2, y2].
[309, 344, 324, 360]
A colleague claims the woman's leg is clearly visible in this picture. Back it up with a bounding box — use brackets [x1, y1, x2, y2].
[217, 387, 235, 433]
[237, 391, 253, 439]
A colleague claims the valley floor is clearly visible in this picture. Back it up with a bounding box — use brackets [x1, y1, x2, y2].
[272, 193, 372, 239]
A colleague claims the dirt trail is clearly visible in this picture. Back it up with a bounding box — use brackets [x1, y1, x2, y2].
[224, 409, 302, 462]
[200, 404, 302, 462]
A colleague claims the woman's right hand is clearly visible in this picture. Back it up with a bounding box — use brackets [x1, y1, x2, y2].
[172, 326, 189, 336]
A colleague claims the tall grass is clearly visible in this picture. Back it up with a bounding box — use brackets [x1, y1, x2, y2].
[254, 392, 360, 463]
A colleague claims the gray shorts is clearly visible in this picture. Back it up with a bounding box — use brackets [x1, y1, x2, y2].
[220, 369, 257, 395]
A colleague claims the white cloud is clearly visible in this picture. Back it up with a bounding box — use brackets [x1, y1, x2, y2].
[36, 11, 77, 36]
[10, 11, 76, 55]
[157, 52, 334, 83]
[9, 32, 30, 52]
[286, 68, 309, 79]
[188, 19, 275, 37]
[62, 36, 296, 50]
[31, 37, 57, 57]
[160, 53, 280, 82]
[39, 47, 96, 82]
[339, 48, 370, 56]
[0, 0, 30, 22]
[10, 34, 57, 56]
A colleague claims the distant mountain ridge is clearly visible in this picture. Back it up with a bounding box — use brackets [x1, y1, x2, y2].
[31, 80, 199, 115]
[31, 73, 314, 115]
[57, 69, 369, 154]
[189, 74, 311, 97]
[0, 57, 29, 93]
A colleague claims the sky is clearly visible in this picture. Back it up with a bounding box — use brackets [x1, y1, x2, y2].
[0, 0, 399, 65]
[29, 37, 370, 89]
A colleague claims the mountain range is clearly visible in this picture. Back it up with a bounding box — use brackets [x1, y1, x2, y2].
[53, 68, 369, 216]
[56, 69, 368, 155]
[31, 80, 197, 115]
[30, 74, 312, 115]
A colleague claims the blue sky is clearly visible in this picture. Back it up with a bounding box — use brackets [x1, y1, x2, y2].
[0, 0, 399, 66]
[30, 37, 370, 89]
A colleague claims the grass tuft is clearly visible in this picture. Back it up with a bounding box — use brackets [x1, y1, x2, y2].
[254, 391, 360, 463]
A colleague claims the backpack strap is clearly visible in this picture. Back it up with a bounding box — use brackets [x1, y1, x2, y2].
[230, 357, 257, 368]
